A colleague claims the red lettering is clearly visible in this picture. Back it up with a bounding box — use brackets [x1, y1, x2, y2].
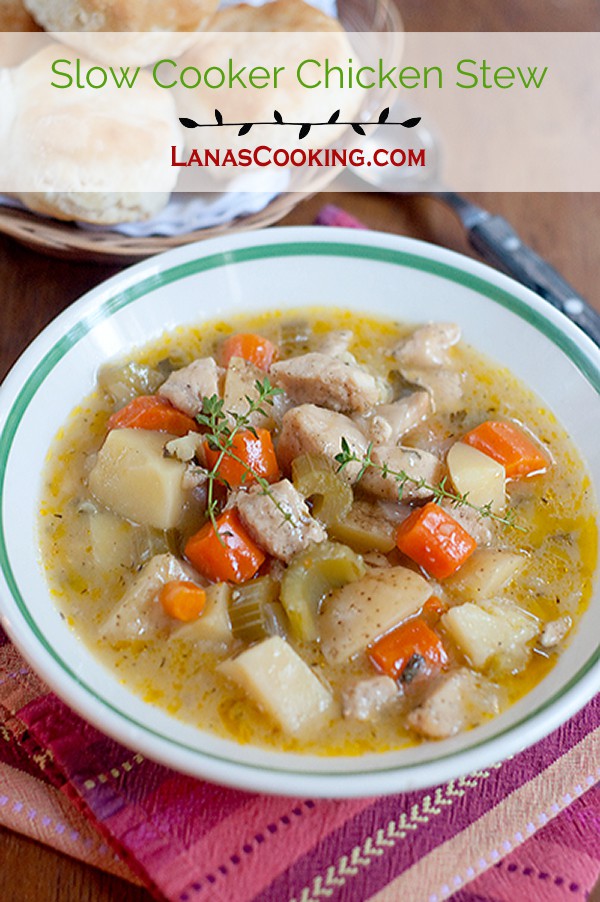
[171, 145, 188, 167]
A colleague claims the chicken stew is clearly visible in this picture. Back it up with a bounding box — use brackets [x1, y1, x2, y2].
[39, 309, 597, 754]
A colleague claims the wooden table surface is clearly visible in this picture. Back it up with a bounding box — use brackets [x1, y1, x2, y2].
[1, 2, 599, 900]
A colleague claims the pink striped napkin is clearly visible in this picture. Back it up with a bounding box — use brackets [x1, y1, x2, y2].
[0, 206, 599, 901]
[1, 622, 598, 902]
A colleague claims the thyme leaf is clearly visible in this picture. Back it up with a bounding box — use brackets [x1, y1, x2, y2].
[334, 440, 525, 531]
[197, 379, 289, 539]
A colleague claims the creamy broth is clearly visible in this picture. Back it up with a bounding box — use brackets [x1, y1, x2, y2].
[39, 308, 597, 754]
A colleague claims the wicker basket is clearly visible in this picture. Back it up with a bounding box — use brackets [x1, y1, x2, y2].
[0, 0, 403, 263]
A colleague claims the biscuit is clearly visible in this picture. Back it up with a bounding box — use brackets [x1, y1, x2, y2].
[0, 0, 42, 66]
[208, 0, 343, 32]
[5, 46, 182, 224]
[177, 0, 362, 157]
[23, 0, 218, 33]
[22, 0, 220, 65]
[0, 0, 41, 31]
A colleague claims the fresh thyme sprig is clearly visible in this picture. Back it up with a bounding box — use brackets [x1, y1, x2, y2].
[196, 378, 292, 534]
[334, 438, 525, 531]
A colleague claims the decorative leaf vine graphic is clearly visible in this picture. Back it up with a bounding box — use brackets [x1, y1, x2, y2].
[179, 109, 421, 140]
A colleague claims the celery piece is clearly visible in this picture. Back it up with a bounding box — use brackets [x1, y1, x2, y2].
[98, 361, 166, 407]
[229, 576, 287, 644]
[292, 454, 353, 527]
[281, 541, 365, 642]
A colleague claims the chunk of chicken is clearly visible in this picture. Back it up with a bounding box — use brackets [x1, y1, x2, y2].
[181, 465, 209, 491]
[223, 356, 289, 429]
[412, 370, 464, 415]
[342, 675, 400, 721]
[407, 668, 501, 739]
[158, 358, 222, 417]
[393, 323, 461, 369]
[360, 445, 445, 501]
[366, 391, 432, 445]
[270, 352, 388, 414]
[234, 479, 326, 563]
[439, 499, 493, 545]
[277, 404, 369, 483]
[102, 553, 202, 642]
[393, 324, 463, 415]
[164, 432, 206, 464]
[316, 329, 354, 360]
[540, 615, 572, 648]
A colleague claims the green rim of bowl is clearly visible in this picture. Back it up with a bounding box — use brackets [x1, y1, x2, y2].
[1, 239, 599, 776]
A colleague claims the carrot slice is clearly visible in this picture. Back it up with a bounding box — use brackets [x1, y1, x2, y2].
[184, 510, 265, 584]
[462, 420, 550, 478]
[107, 395, 200, 437]
[221, 333, 277, 371]
[369, 618, 449, 681]
[396, 502, 477, 579]
[204, 429, 280, 488]
[159, 580, 206, 622]
[423, 595, 449, 618]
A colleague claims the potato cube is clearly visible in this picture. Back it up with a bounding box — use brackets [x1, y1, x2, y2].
[88, 428, 188, 529]
[219, 636, 335, 735]
[170, 583, 232, 644]
[447, 441, 505, 511]
[320, 566, 432, 663]
[328, 501, 396, 553]
[443, 599, 538, 671]
[445, 549, 525, 601]
[442, 603, 500, 668]
[102, 553, 201, 642]
[89, 509, 136, 570]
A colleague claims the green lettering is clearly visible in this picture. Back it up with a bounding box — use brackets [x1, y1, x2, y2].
[518, 65, 548, 88]
[423, 66, 443, 89]
[493, 66, 515, 88]
[153, 59, 177, 89]
[397, 65, 419, 88]
[356, 65, 375, 89]
[456, 58, 478, 89]
[297, 59, 320, 88]
[227, 59, 247, 88]
[50, 58, 73, 89]
[110, 65, 140, 89]
[248, 66, 270, 88]
[378, 59, 398, 88]
[480, 59, 493, 88]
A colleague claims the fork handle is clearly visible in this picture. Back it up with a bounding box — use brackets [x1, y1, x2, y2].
[467, 214, 600, 346]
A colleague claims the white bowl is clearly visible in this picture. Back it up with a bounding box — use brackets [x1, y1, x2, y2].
[0, 226, 598, 798]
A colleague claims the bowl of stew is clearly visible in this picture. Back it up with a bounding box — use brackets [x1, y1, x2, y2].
[0, 226, 598, 797]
